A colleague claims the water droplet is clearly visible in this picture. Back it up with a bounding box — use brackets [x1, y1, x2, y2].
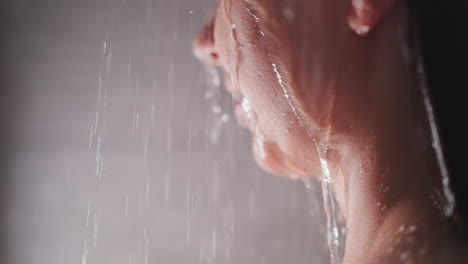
[282, 6, 295, 20]
[399, 251, 410, 261]
[355, 25, 370, 36]
[254, 127, 266, 160]
[221, 113, 229, 123]
[398, 225, 406, 233]
[245, 7, 260, 23]
[241, 97, 252, 120]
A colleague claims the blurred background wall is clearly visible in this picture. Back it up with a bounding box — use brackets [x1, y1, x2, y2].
[0, 0, 328, 263]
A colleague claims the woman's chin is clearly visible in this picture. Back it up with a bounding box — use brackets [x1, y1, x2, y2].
[252, 139, 311, 181]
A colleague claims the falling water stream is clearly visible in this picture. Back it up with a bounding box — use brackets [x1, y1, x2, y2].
[267, 59, 346, 263]
[205, 66, 231, 143]
[416, 63, 455, 217]
[314, 145, 344, 264]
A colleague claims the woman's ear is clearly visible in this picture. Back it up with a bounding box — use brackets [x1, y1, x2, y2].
[348, 0, 398, 36]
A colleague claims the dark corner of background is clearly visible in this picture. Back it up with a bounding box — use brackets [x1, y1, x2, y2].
[0, 2, 18, 262]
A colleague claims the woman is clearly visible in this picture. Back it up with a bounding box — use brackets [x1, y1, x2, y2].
[193, 0, 467, 263]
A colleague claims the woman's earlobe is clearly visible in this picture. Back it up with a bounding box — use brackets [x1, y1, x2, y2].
[347, 0, 397, 36]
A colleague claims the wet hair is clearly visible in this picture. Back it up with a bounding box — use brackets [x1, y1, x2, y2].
[408, 0, 468, 230]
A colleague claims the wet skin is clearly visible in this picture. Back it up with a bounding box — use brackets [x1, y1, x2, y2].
[194, 0, 468, 263]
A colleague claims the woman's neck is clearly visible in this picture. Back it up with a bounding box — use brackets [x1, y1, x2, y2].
[318, 9, 457, 262]
[322, 36, 458, 264]
[329, 126, 451, 263]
